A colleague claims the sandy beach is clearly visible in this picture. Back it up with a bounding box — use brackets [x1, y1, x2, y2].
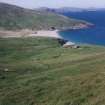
[0, 29, 62, 39]
[28, 30, 62, 38]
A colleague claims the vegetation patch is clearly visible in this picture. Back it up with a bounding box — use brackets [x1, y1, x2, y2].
[0, 37, 105, 105]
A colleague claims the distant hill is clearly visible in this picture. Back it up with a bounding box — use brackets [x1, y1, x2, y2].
[37, 7, 85, 13]
[0, 3, 91, 30]
[37, 7, 105, 13]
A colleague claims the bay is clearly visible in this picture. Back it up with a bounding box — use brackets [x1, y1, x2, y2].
[59, 10, 105, 46]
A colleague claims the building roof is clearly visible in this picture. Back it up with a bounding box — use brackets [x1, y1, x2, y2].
[63, 41, 75, 46]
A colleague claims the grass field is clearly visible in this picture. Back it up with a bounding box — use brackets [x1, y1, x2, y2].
[0, 37, 105, 105]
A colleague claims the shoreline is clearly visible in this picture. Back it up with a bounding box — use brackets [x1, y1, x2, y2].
[0, 29, 76, 46]
[0, 22, 93, 39]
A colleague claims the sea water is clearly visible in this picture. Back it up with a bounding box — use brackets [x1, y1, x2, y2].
[59, 10, 105, 46]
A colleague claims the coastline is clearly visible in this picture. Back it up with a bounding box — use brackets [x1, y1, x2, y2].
[0, 22, 93, 39]
[0, 29, 77, 46]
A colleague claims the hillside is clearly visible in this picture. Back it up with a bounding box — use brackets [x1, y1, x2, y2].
[0, 37, 105, 105]
[0, 3, 90, 30]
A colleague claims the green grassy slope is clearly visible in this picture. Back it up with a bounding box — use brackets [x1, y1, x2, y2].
[0, 37, 105, 105]
[0, 3, 89, 30]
